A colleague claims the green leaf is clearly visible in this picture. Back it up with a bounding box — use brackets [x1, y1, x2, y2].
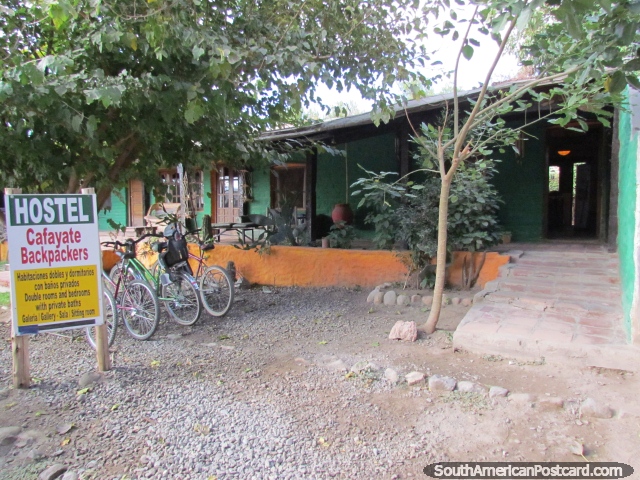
[192, 46, 205, 61]
[461, 45, 474, 61]
[626, 74, 640, 90]
[185, 102, 205, 124]
[604, 70, 627, 94]
[71, 115, 83, 133]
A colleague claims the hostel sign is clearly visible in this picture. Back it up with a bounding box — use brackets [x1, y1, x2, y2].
[6, 194, 103, 335]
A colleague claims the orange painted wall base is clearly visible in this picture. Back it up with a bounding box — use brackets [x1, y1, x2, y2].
[446, 251, 510, 289]
[98, 246, 509, 290]
[192, 245, 412, 288]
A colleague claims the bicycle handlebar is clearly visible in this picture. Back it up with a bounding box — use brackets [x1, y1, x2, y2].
[101, 232, 163, 249]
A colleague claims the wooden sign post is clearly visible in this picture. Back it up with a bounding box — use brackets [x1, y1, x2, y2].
[6, 188, 31, 388]
[5, 188, 110, 389]
[81, 188, 111, 372]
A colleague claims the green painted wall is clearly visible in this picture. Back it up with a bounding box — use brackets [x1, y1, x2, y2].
[617, 99, 637, 340]
[317, 133, 396, 229]
[98, 189, 127, 231]
[491, 122, 547, 242]
[248, 166, 272, 216]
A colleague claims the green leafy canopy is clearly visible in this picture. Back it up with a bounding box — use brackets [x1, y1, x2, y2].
[0, 0, 432, 206]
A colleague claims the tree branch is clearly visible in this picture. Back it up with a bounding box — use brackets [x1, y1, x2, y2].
[454, 5, 479, 139]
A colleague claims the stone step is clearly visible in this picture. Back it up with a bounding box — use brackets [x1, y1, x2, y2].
[487, 278, 622, 300]
[500, 264, 620, 285]
[513, 256, 619, 270]
[479, 289, 623, 316]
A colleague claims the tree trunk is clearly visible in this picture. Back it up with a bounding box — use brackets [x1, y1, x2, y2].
[95, 135, 140, 211]
[424, 177, 452, 334]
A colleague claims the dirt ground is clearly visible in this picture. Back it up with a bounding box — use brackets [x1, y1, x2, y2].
[1, 286, 639, 478]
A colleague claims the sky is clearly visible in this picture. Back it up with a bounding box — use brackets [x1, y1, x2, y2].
[316, 6, 522, 115]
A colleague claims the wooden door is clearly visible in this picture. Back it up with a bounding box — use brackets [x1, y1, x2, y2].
[129, 179, 145, 226]
[215, 167, 244, 223]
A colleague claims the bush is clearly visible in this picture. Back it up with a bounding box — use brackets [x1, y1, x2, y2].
[352, 159, 502, 271]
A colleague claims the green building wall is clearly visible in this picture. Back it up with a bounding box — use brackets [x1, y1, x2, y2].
[248, 166, 272, 217]
[98, 189, 128, 231]
[317, 134, 396, 228]
[617, 98, 637, 340]
[491, 122, 547, 242]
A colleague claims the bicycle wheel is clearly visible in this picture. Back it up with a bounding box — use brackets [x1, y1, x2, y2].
[199, 265, 234, 317]
[162, 272, 202, 326]
[121, 279, 160, 340]
[85, 289, 118, 349]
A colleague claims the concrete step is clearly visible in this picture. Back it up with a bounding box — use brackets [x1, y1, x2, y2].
[479, 289, 623, 316]
[500, 265, 620, 286]
[514, 256, 619, 270]
[486, 278, 621, 301]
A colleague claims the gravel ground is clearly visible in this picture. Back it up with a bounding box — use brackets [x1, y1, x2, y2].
[0, 287, 440, 480]
[1, 286, 639, 479]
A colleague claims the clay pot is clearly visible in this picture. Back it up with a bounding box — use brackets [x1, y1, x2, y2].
[331, 203, 354, 225]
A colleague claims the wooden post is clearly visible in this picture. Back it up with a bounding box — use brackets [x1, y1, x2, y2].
[305, 148, 318, 241]
[81, 188, 111, 372]
[5, 188, 30, 388]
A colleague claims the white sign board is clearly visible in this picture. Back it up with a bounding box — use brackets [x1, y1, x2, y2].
[5, 194, 103, 335]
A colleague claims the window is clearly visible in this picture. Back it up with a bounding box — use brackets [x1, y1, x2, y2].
[159, 168, 204, 213]
[270, 164, 306, 209]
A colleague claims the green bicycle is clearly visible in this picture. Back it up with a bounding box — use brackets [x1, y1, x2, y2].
[108, 229, 202, 331]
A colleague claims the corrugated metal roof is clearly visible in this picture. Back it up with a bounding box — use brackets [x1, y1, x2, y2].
[260, 78, 554, 142]
[260, 89, 481, 141]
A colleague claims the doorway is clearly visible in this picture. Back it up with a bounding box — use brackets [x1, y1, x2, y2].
[545, 124, 604, 239]
[213, 167, 245, 223]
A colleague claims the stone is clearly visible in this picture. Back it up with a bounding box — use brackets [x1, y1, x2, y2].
[373, 292, 385, 304]
[489, 386, 509, 398]
[461, 298, 473, 307]
[350, 361, 369, 374]
[366, 289, 379, 303]
[422, 296, 433, 306]
[451, 297, 462, 305]
[15, 430, 44, 448]
[538, 397, 564, 411]
[456, 381, 487, 395]
[366, 362, 380, 372]
[411, 295, 422, 304]
[428, 375, 457, 392]
[388, 321, 417, 342]
[325, 360, 348, 373]
[0, 426, 21, 446]
[385, 368, 399, 384]
[377, 282, 392, 290]
[406, 371, 425, 385]
[61, 472, 78, 480]
[39, 464, 67, 480]
[78, 371, 103, 388]
[28, 448, 45, 461]
[508, 393, 536, 404]
[396, 295, 410, 306]
[579, 398, 613, 419]
[383, 291, 397, 306]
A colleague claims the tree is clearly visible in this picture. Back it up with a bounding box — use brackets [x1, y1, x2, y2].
[412, 0, 640, 333]
[0, 0, 431, 208]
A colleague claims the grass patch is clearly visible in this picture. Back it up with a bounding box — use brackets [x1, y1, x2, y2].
[441, 391, 490, 412]
[0, 291, 10, 307]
